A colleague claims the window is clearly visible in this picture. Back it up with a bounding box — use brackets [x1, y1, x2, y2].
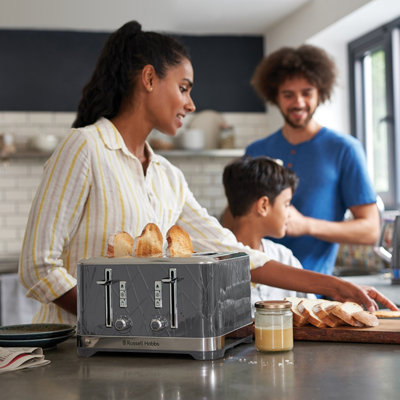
[349, 17, 400, 209]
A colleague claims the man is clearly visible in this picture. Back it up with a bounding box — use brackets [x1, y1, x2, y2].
[223, 45, 380, 275]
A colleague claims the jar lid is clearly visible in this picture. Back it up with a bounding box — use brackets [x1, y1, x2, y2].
[254, 300, 292, 309]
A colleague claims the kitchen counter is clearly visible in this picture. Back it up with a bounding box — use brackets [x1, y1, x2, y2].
[2, 338, 400, 399]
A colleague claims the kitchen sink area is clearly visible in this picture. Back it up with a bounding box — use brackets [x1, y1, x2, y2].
[0, 254, 40, 325]
[0, 254, 19, 274]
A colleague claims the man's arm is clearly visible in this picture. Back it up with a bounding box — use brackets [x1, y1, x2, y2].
[286, 203, 380, 245]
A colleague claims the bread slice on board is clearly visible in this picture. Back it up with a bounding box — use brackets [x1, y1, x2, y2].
[285, 297, 308, 327]
[374, 310, 400, 318]
[297, 299, 327, 328]
[106, 231, 134, 257]
[133, 223, 163, 257]
[166, 225, 194, 257]
[312, 301, 344, 328]
[331, 302, 379, 327]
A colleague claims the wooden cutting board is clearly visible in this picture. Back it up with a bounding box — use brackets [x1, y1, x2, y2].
[294, 319, 400, 344]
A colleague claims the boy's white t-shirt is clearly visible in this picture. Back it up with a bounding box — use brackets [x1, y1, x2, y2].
[251, 238, 316, 314]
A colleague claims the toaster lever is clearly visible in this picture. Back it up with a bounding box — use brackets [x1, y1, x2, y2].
[161, 268, 178, 329]
[96, 268, 113, 328]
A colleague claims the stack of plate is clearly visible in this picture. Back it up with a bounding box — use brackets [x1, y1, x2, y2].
[0, 323, 75, 349]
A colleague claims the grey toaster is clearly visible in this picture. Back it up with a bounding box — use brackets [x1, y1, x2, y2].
[76, 252, 253, 360]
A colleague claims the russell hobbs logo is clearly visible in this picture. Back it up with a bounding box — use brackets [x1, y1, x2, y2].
[122, 339, 160, 347]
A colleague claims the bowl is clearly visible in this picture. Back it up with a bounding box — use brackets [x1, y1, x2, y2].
[29, 134, 59, 152]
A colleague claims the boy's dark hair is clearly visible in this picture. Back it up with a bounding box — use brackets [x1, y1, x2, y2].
[251, 44, 337, 105]
[223, 156, 298, 217]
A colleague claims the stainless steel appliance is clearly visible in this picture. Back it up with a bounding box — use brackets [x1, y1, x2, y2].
[374, 212, 400, 284]
[77, 252, 253, 360]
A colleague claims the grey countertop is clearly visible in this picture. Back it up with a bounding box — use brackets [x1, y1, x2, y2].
[2, 338, 400, 399]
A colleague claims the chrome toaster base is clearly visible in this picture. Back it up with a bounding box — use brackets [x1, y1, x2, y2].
[77, 332, 253, 360]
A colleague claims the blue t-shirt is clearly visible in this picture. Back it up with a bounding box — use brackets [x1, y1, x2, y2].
[245, 127, 376, 275]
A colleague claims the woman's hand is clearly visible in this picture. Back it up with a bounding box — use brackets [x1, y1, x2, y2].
[332, 280, 398, 312]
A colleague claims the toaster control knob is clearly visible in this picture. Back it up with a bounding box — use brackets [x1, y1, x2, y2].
[150, 318, 167, 332]
[115, 317, 132, 331]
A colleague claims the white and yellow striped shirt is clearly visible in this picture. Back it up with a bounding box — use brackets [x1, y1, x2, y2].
[19, 117, 269, 324]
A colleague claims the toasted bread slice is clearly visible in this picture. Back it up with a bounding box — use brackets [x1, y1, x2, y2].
[331, 302, 378, 327]
[166, 225, 194, 257]
[133, 223, 163, 257]
[285, 297, 308, 327]
[374, 310, 400, 318]
[106, 231, 134, 257]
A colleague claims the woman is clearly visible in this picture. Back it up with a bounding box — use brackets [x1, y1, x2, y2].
[19, 21, 397, 325]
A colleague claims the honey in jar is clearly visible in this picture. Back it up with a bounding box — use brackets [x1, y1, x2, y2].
[254, 300, 293, 352]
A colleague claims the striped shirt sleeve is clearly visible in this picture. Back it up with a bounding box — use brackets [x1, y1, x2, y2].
[19, 130, 91, 304]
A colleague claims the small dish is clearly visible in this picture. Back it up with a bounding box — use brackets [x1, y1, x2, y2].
[0, 332, 74, 349]
[0, 323, 75, 340]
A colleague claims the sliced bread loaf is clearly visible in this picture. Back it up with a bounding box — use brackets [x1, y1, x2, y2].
[331, 302, 378, 327]
[285, 297, 308, 327]
[312, 300, 344, 328]
[297, 298, 327, 328]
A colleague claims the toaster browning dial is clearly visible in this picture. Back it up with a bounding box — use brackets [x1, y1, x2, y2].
[150, 317, 168, 332]
[115, 316, 132, 331]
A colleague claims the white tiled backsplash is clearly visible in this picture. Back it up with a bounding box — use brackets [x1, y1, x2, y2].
[0, 111, 270, 256]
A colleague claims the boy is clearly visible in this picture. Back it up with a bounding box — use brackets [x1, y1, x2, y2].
[223, 155, 315, 305]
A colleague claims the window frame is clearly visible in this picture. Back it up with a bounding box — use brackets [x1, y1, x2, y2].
[348, 17, 400, 209]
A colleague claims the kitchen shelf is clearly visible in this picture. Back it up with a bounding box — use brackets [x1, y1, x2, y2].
[2, 149, 245, 161]
[156, 149, 244, 157]
[1, 150, 52, 160]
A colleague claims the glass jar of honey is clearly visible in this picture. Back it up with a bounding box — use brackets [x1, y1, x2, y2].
[254, 300, 293, 352]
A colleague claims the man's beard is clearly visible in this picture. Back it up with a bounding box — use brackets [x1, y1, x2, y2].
[281, 107, 316, 129]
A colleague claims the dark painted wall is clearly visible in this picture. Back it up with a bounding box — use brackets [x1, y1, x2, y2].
[0, 29, 264, 112]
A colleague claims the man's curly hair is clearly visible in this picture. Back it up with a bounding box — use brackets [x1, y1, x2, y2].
[251, 45, 337, 105]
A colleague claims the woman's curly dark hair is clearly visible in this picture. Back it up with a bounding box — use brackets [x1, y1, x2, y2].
[251, 45, 337, 105]
[72, 21, 190, 128]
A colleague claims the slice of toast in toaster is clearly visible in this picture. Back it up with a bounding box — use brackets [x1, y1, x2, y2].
[106, 231, 134, 257]
[166, 225, 194, 257]
[133, 223, 163, 257]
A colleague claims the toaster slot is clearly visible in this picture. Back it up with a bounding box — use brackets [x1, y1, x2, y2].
[96, 268, 113, 328]
[162, 268, 178, 329]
